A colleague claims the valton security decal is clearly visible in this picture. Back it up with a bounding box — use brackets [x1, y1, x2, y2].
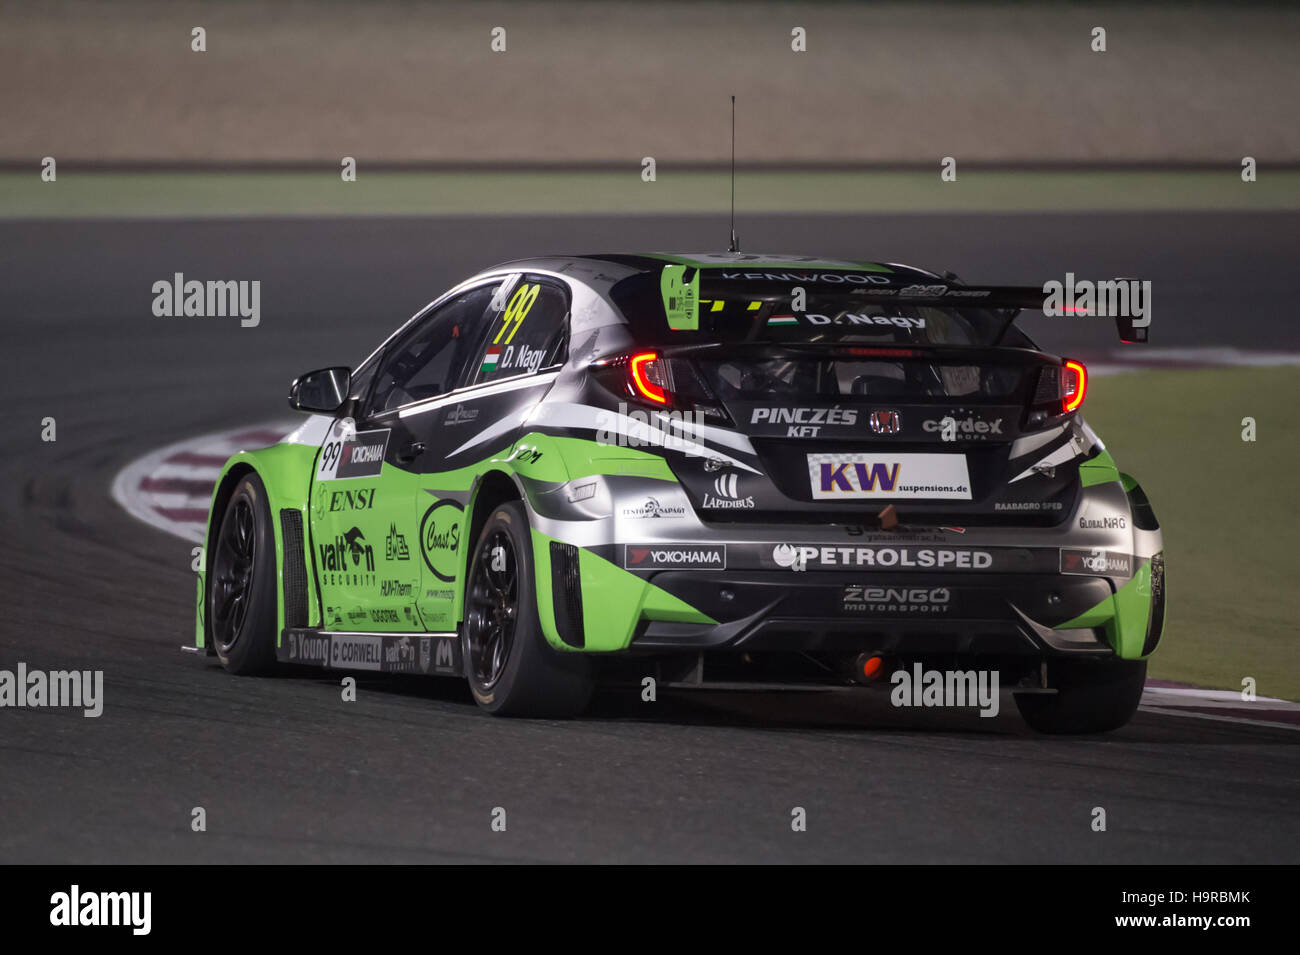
[807, 453, 972, 500]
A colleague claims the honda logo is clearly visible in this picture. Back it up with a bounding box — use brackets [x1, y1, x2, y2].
[869, 410, 901, 434]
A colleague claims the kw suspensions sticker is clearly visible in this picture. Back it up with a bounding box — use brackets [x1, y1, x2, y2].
[808, 453, 971, 500]
[317, 422, 390, 481]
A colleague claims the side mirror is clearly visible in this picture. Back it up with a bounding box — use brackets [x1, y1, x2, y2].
[289, 367, 351, 413]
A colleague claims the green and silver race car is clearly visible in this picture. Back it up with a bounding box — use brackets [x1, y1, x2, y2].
[195, 253, 1165, 732]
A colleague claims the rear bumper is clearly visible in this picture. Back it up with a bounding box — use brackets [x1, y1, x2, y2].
[632, 570, 1117, 656]
[529, 470, 1164, 660]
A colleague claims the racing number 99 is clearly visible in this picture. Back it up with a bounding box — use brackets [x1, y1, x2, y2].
[320, 440, 341, 472]
[494, 283, 540, 346]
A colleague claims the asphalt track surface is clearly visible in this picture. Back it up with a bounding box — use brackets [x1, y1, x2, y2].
[3, 212, 1299, 863]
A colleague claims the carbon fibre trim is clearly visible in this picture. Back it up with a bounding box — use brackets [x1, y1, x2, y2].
[549, 540, 585, 648]
[279, 509, 308, 629]
[1143, 552, 1166, 656]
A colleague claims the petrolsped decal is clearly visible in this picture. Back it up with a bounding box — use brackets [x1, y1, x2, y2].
[420, 499, 464, 582]
[772, 543, 993, 571]
[623, 545, 726, 570]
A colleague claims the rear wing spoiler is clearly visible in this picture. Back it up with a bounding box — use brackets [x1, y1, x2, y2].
[767, 284, 1149, 345]
[688, 270, 1150, 344]
[893, 285, 1150, 345]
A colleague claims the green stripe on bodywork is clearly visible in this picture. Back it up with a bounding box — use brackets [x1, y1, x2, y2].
[197, 428, 691, 652]
[539, 434, 678, 483]
[1079, 448, 1122, 488]
[531, 529, 715, 652]
[1054, 562, 1153, 659]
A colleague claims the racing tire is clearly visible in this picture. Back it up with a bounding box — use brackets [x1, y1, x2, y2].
[462, 501, 593, 717]
[1015, 658, 1147, 734]
[210, 473, 279, 675]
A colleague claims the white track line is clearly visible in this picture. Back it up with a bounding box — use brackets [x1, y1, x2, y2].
[1142, 686, 1299, 709]
[111, 420, 295, 544]
[1138, 705, 1300, 732]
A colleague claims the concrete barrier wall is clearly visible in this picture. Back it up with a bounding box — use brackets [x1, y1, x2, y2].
[2, 0, 1297, 164]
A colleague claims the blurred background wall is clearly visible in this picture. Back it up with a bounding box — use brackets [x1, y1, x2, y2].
[2, 0, 1297, 166]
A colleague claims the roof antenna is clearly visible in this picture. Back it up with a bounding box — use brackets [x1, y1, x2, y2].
[728, 95, 739, 254]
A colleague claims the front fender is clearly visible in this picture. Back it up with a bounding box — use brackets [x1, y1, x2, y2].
[196, 442, 321, 650]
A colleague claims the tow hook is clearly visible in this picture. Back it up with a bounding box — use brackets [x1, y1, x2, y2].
[852, 652, 889, 685]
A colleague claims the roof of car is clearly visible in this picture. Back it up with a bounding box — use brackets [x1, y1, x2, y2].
[484, 252, 946, 285]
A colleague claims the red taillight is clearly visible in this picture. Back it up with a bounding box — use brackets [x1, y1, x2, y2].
[1062, 359, 1087, 412]
[629, 352, 668, 404]
[590, 352, 732, 425]
[840, 346, 919, 358]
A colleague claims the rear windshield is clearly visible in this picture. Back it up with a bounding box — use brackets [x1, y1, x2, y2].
[699, 356, 1026, 400]
[610, 272, 1036, 349]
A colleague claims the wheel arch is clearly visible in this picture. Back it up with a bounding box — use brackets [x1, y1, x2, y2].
[197, 442, 321, 651]
[463, 469, 526, 582]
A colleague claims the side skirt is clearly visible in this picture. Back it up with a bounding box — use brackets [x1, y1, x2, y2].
[277, 628, 462, 676]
